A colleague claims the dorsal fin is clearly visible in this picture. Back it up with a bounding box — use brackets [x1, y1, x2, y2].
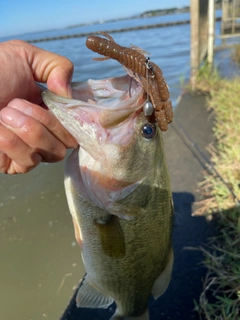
[151, 249, 174, 299]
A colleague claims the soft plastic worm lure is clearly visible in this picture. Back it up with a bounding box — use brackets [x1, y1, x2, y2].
[86, 32, 173, 131]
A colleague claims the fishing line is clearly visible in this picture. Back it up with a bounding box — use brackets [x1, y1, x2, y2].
[146, 58, 150, 103]
[143, 57, 154, 116]
[171, 118, 240, 205]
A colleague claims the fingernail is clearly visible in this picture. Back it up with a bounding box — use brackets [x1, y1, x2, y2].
[59, 84, 72, 98]
[0, 107, 27, 128]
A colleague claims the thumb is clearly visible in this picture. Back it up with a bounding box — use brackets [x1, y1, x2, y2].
[46, 63, 73, 98]
[25, 42, 74, 98]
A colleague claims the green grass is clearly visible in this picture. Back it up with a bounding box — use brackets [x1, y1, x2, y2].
[192, 63, 240, 319]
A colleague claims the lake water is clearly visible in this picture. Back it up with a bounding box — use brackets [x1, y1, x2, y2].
[1, 10, 240, 320]
[0, 9, 224, 107]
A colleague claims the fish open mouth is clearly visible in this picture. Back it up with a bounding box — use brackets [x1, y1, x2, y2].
[42, 75, 146, 150]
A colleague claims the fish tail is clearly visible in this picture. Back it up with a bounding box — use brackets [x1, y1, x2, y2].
[110, 309, 149, 320]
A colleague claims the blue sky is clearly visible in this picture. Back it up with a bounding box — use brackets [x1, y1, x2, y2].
[1, 0, 190, 38]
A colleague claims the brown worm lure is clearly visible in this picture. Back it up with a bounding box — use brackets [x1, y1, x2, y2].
[86, 32, 173, 131]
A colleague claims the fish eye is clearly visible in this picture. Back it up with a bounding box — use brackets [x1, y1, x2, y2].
[141, 123, 157, 139]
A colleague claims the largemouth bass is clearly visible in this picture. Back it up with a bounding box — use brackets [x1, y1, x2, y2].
[42, 74, 173, 320]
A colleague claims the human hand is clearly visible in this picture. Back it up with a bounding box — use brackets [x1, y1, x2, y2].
[0, 40, 77, 174]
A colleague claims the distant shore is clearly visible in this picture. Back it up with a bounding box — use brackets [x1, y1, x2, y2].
[66, 7, 191, 30]
[66, 4, 221, 30]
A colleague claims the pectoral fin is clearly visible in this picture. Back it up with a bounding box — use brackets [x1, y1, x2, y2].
[94, 215, 126, 258]
[76, 274, 114, 308]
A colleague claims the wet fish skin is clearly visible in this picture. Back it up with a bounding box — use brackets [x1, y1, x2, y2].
[42, 75, 174, 319]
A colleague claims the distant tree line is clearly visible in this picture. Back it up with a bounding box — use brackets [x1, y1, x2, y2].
[140, 7, 190, 18]
[140, 1, 223, 18]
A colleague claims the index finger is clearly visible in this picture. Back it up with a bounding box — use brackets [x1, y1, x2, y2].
[7, 98, 77, 148]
